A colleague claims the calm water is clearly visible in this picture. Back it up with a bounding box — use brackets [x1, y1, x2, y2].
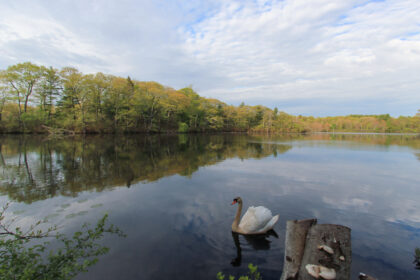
[1, 134, 419, 280]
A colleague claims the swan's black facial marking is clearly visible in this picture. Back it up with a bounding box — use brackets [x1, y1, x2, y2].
[231, 198, 238, 205]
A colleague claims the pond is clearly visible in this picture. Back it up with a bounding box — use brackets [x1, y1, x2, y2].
[0, 133, 419, 280]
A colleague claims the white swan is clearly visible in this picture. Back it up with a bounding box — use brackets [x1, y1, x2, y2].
[231, 197, 279, 234]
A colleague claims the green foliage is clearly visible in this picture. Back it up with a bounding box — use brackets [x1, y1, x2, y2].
[178, 122, 189, 133]
[0, 62, 419, 134]
[0, 203, 125, 280]
[217, 263, 262, 280]
[21, 111, 48, 132]
[414, 247, 420, 269]
[415, 247, 420, 258]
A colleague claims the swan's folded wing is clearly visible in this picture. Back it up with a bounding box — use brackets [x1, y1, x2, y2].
[239, 206, 272, 233]
[257, 214, 279, 234]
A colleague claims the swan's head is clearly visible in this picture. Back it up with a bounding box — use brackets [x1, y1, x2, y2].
[231, 197, 242, 205]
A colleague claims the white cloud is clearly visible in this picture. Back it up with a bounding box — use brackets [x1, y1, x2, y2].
[0, 0, 419, 116]
[182, 0, 420, 115]
[0, 7, 124, 73]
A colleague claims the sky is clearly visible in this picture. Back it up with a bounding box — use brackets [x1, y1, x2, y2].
[0, 0, 419, 117]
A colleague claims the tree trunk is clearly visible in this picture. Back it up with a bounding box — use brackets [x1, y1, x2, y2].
[114, 106, 118, 131]
[10, 82, 23, 131]
[81, 103, 86, 134]
[24, 84, 33, 113]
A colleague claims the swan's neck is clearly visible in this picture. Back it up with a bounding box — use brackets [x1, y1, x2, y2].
[232, 203, 243, 232]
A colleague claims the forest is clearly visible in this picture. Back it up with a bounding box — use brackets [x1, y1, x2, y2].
[0, 62, 419, 134]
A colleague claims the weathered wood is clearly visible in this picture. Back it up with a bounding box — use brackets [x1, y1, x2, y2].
[280, 221, 351, 280]
[280, 219, 317, 280]
[297, 224, 351, 280]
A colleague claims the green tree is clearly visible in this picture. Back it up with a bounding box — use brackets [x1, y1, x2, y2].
[0, 62, 419, 134]
[180, 87, 206, 131]
[0, 84, 9, 122]
[273, 107, 278, 120]
[1, 62, 43, 130]
[37, 66, 62, 124]
[58, 67, 86, 131]
[103, 77, 132, 132]
[89, 73, 111, 124]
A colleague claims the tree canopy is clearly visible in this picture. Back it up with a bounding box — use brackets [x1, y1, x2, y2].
[0, 62, 418, 134]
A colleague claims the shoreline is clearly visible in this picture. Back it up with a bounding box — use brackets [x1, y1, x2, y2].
[0, 131, 418, 136]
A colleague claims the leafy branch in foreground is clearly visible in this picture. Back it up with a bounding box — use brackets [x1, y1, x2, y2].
[0, 203, 58, 240]
[0, 202, 125, 280]
[414, 247, 420, 269]
[217, 263, 262, 280]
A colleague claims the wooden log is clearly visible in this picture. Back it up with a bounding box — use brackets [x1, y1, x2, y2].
[280, 221, 351, 280]
[297, 224, 351, 280]
[280, 219, 317, 280]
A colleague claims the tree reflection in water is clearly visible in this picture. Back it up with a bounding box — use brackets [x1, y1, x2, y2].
[0, 134, 292, 203]
[1, 133, 418, 204]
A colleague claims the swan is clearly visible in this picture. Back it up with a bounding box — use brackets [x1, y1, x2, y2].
[231, 197, 279, 234]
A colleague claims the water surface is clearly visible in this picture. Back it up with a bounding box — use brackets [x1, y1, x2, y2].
[0, 133, 419, 279]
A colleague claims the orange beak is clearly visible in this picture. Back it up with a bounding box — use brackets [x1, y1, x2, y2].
[231, 201, 237, 205]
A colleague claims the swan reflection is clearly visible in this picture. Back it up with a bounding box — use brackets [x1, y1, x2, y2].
[231, 230, 278, 267]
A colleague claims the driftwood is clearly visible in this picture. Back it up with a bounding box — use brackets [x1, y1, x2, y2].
[41, 125, 75, 135]
[280, 219, 351, 280]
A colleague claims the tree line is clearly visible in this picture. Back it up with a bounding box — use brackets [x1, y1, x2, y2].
[0, 62, 419, 134]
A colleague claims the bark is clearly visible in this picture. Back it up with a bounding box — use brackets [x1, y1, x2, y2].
[10, 82, 22, 130]
[24, 82, 34, 113]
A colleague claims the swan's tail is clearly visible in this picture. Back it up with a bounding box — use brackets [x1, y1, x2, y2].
[259, 214, 279, 233]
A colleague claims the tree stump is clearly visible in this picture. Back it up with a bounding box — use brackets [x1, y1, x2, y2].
[280, 220, 351, 280]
